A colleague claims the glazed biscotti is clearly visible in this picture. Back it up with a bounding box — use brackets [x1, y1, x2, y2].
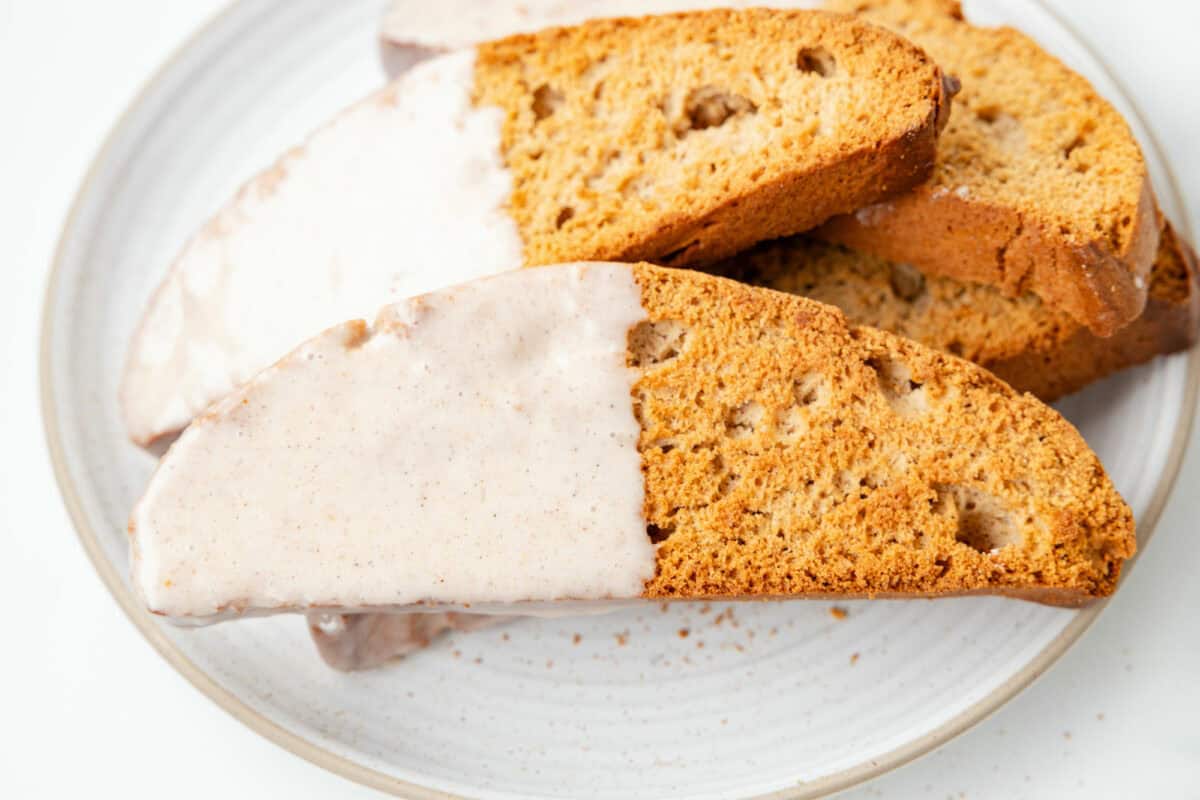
[819, 0, 1158, 337]
[121, 8, 951, 445]
[130, 264, 1134, 623]
[714, 222, 1199, 402]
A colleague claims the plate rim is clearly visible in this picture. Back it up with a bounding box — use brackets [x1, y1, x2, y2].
[37, 2, 1200, 798]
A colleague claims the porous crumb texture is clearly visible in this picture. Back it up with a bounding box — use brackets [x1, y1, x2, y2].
[710, 223, 1199, 402]
[628, 265, 1135, 605]
[820, 0, 1158, 336]
[473, 8, 950, 267]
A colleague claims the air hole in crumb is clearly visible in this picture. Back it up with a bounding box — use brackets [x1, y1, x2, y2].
[793, 373, 827, 407]
[936, 484, 1021, 553]
[628, 320, 689, 368]
[933, 556, 951, 579]
[796, 46, 836, 77]
[977, 110, 1027, 152]
[1062, 118, 1097, 157]
[838, 470, 864, 495]
[776, 406, 808, 442]
[531, 84, 564, 121]
[717, 472, 740, 498]
[648, 524, 675, 544]
[975, 105, 1001, 124]
[866, 355, 928, 417]
[554, 206, 575, 229]
[725, 402, 764, 439]
[775, 374, 827, 442]
[678, 85, 756, 133]
[1063, 134, 1086, 160]
[859, 472, 884, 491]
[889, 262, 926, 302]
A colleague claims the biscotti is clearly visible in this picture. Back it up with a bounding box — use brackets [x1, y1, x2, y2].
[712, 222, 1199, 402]
[130, 263, 1134, 625]
[819, 0, 1158, 337]
[475, 10, 951, 266]
[122, 9, 951, 446]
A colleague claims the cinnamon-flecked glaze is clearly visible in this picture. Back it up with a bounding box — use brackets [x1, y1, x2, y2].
[131, 264, 652, 623]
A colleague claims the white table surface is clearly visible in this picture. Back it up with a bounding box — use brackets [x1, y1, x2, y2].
[2, 1, 1198, 797]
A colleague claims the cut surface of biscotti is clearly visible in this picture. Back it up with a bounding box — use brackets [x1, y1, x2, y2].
[475, 9, 952, 267]
[713, 222, 1199, 402]
[122, 8, 950, 446]
[819, 0, 1158, 336]
[129, 264, 1134, 624]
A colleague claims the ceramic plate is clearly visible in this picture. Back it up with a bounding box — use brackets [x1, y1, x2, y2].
[41, 1, 1199, 797]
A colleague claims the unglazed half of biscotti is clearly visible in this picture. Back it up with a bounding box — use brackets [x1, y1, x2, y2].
[121, 8, 951, 447]
[129, 264, 1134, 624]
[818, 0, 1158, 337]
[712, 222, 1199, 402]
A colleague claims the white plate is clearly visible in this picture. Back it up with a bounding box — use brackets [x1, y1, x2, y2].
[40, 1, 1199, 798]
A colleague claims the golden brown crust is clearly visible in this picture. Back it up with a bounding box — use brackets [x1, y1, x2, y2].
[628, 264, 1135, 605]
[819, 0, 1158, 336]
[473, 8, 950, 267]
[653, 585, 1094, 608]
[709, 224, 1198, 402]
[818, 184, 1160, 339]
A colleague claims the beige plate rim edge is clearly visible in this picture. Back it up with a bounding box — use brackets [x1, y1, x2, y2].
[37, 2, 1200, 798]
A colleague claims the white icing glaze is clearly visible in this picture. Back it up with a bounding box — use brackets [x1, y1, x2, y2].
[121, 49, 522, 444]
[130, 263, 654, 624]
[379, 0, 787, 55]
